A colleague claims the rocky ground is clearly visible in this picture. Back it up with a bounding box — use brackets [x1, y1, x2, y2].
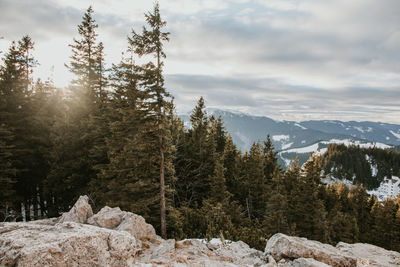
[1, 196, 400, 266]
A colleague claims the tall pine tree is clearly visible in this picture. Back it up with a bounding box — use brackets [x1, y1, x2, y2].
[129, 3, 173, 237]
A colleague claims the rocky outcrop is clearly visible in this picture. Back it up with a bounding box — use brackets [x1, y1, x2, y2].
[87, 204, 157, 240]
[336, 242, 400, 266]
[58, 195, 93, 224]
[137, 238, 268, 266]
[0, 221, 140, 267]
[1, 196, 400, 266]
[265, 233, 400, 267]
[265, 233, 357, 267]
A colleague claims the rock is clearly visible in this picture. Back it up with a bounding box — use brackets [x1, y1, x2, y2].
[292, 258, 331, 267]
[136, 238, 270, 267]
[336, 242, 400, 267]
[265, 254, 277, 267]
[3, 197, 400, 267]
[59, 195, 93, 224]
[265, 233, 357, 267]
[87, 206, 124, 229]
[28, 217, 58, 226]
[116, 212, 156, 240]
[0, 221, 140, 267]
[150, 239, 176, 259]
[215, 240, 266, 266]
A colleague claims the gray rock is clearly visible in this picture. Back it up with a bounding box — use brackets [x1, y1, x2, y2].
[265, 233, 357, 267]
[292, 258, 331, 267]
[116, 212, 156, 240]
[0, 221, 140, 267]
[58, 195, 93, 224]
[3, 197, 400, 267]
[336, 242, 400, 267]
[87, 206, 124, 229]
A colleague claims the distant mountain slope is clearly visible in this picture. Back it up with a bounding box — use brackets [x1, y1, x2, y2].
[320, 144, 400, 191]
[278, 139, 392, 168]
[179, 109, 400, 156]
[300, 120, 400, 146]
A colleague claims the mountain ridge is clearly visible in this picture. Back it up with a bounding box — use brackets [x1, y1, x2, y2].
[179, 108, 400, 152]
[179, 108, 400, 168]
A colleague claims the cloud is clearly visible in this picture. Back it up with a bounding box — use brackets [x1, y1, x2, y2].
[0, 0, 82, 41]
[0, 0, 399, 123]
[166, 74, 400, 123]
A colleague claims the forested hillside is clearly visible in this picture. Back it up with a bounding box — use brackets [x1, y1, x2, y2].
[1, 4, 400, 253]
[321, 144, 400, 189]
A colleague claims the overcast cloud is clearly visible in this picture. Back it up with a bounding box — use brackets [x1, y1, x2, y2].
[0, 0, 399, 123]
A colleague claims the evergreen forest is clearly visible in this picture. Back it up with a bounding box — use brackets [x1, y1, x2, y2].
[1, 4, 400, 252]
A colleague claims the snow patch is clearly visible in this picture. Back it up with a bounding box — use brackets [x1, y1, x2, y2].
[284, 143, 320, 154]
[390, 130, 400, 140]
[281, 142, 293, 150]
[294, 123, 307, 130]
[353, 126, 364, 133]
[367, 176, 400, 201]
[321, 139, 391, 149]
[272, 135, 290, 142]
[282, 139, 391, 155]
[281, 157, 292, 167]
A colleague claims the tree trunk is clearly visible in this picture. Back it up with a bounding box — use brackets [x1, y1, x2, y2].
[160, 131, 166, 238]
[157, 45, 167, 238]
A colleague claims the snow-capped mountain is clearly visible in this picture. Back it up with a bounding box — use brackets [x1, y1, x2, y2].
[179, 109, 400, 167]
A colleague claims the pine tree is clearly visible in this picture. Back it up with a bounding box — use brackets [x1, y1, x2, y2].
[28, 79, 59, 219]
[323, 183, 358, 244]
[175, 97, 213, 207]
[93, 43, 148, 211]
[370, 199, 399, 250]
[288, 154, 328, 241]
[129, 3, 173, 237]
[208, 157, 231, 204]
[223, 134, 242, 199]
[263, 135, 280, 181]
[0, 125, 16, 221]
[17, 36, 37, 91]
[241, 143, 267, 220]
[66, 6, 99, 97]
[263, 191, 289, 236]
[0, 38, 42, 220]
[47, 6, 108, 213]
[348, 184, 371, 242]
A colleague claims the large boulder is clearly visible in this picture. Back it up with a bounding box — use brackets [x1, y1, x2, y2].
[0, 221, 140, 267]
[265, 233, 357, 267]
[87, 206, 124, 229]
[116, 212, 157, 240]
[265, 233, 400, 267]
[336, 242, 400, 267]
[58, 195, 93, 224]
[86, 205, 157, 241]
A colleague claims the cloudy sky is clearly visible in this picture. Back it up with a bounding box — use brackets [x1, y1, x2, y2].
[1, 0, 399, 123]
